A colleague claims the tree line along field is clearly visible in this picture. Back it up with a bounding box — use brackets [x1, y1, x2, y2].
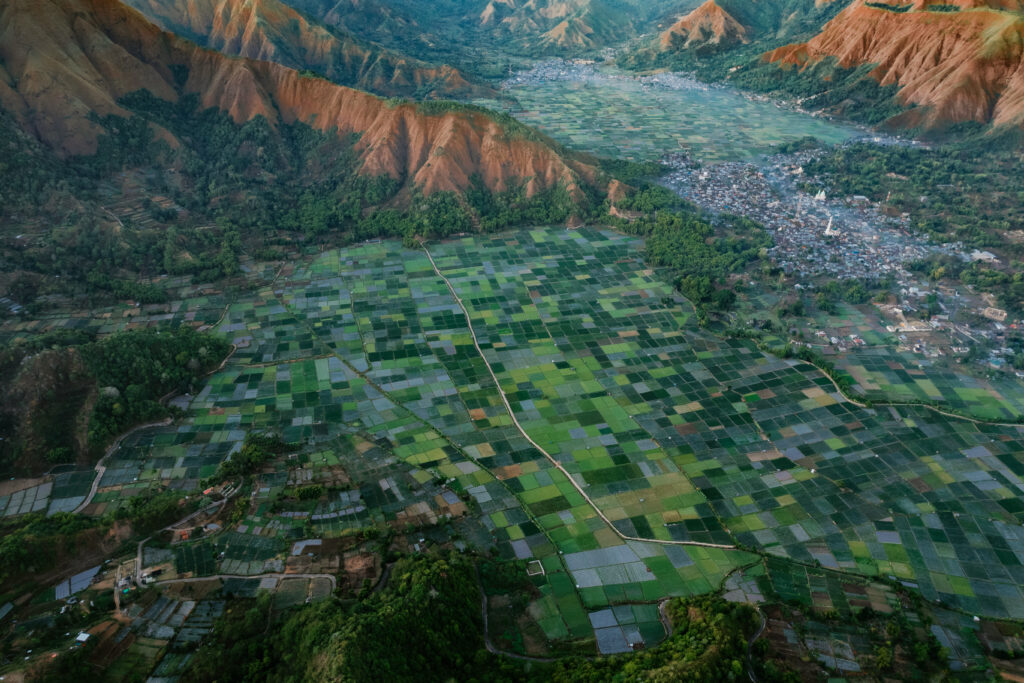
[5, 227, 1024, 668]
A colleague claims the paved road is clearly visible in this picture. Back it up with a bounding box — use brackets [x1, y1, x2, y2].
[422, 244, 737, 552]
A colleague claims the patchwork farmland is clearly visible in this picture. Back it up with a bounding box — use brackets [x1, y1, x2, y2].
[4, 228, 1024, 667]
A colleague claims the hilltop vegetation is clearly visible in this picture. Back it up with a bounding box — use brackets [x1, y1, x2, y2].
[179, 551, 778, 683]
[184, 552, 496, 682]
[0, 327, 229, 475]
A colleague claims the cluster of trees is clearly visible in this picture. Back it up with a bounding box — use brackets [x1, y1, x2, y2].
[613, 185, 691, 214]
[113, 488, 196, 535]
[548, 596, 769, 682]
[867, 611, 947, 675]
[776, 278, 888, 318]
[0, 513, 100, 582]
[184, 552, 499, 682]
[217, 432, 296, 478]
[83, 327, 230, 451]
[0, 111, 78, 219]
[84, 271, 169, 305]
[616, 209, 770, 322]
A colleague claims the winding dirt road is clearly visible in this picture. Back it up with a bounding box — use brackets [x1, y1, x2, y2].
[422, 244, 737, 552]
[72, 418, 172, 514]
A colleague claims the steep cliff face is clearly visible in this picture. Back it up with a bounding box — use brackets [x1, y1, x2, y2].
[659, 0, 749, 51]
[122, 0, 490, 98]
[765, 0, 1024, 129]
[0, 0, 596, 196]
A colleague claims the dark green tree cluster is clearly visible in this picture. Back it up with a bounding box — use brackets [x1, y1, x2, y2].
[466, 176, 583, 233]
[84, 271, 169, 305]
[866, 611, 947, 677]
[613, 185, 690, 213]
[113, 488, 196, 535]
[619, 210, 770, 321]
[83, 327, 230, 450]
[217, 432, 296, 478]
[782, 277, 889, 317]
[0, 513, 100, 582]
[549, 595, 761, 682]
[185, 552, 497, 683]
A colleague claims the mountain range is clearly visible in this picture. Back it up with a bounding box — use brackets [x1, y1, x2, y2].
[653, 0, 1024, 132]
[0, 0, 600, 197]
[766, 0, 1024, 130]
[121, 0, 493, 99]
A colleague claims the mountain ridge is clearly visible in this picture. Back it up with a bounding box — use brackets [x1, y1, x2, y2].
[0, 0, 599, 198]
[659, 0, 749, 51]
[121, 0, 492, 99]
[765, 0, 1024, 129]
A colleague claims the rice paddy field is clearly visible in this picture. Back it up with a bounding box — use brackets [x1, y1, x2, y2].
[8, 227, 1024, 652]
[479, 66, 860, 162]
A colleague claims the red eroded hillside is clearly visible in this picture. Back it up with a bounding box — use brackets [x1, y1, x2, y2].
[660, 0, 749, 51]
[765, 0, 1024, 129]
[122, 0, 491, 99]
[0, 0, 597, 197]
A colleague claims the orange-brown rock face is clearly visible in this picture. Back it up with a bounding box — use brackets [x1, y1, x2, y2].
[765, 0, 1024, 129]
[122, 0, 491, 99]
[0, 0, 595, 197]
[660, 0, 748, 50]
